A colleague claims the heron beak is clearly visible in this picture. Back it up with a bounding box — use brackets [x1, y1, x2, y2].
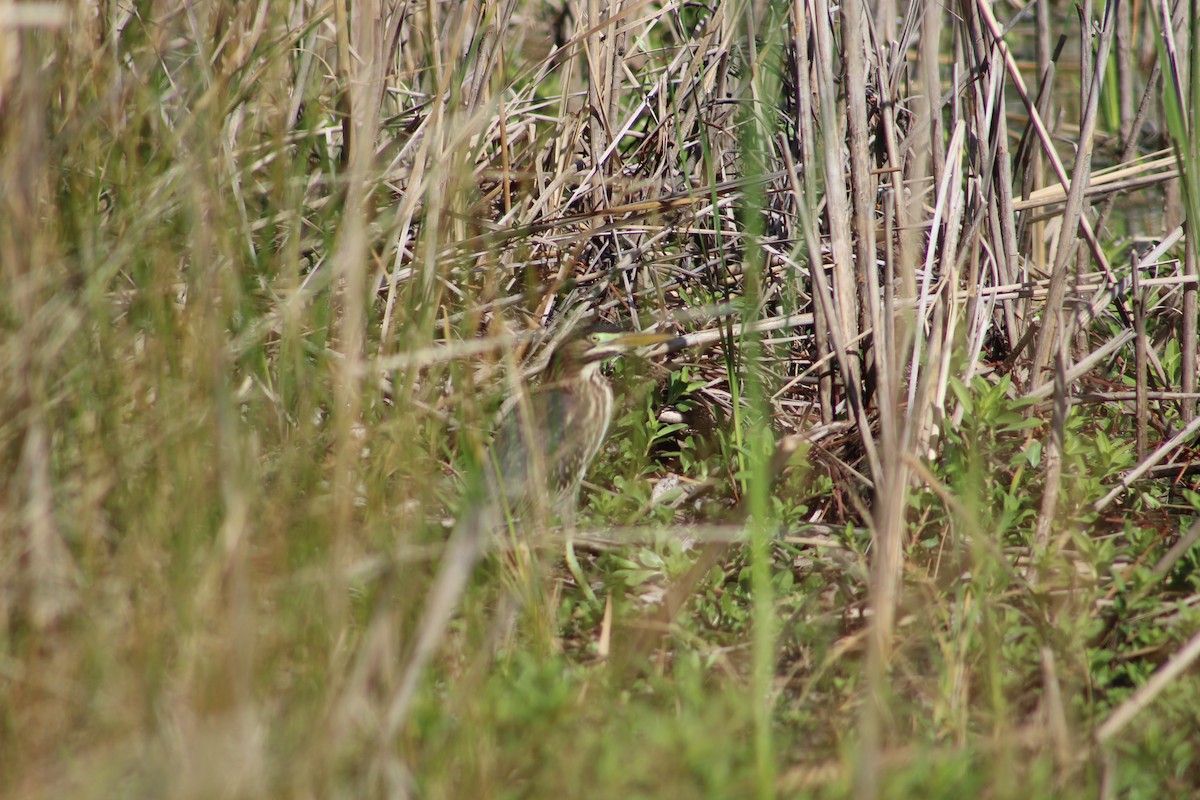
[611, 331, 674, 349]
[587, 331, 674, 360]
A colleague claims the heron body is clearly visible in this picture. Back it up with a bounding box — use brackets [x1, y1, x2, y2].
[486, 342, 615, 525]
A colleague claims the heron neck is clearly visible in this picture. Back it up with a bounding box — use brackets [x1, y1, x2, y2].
[545, 356, 604, 383]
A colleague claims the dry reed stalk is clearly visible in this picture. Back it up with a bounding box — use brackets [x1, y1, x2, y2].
[1034, 305, 1069, 546]
[811, 0, 864, 408]
[1133, 253, 1149, 459]
[1030, 0, 1120, 384]
[789, 0, 835, 424]
[843, 0, 879, 405]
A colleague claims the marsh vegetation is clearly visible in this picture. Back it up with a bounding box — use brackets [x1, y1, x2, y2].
[2, 0, 1200, 797]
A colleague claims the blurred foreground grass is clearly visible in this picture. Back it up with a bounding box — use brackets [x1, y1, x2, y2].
[2, 2, 1200, 798]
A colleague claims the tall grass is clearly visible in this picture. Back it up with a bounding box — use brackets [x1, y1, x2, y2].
[2, 1, 1199, 797]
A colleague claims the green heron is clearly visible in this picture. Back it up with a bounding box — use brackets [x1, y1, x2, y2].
[485, 325, 673, 557]
[386, 322, 671, 732]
